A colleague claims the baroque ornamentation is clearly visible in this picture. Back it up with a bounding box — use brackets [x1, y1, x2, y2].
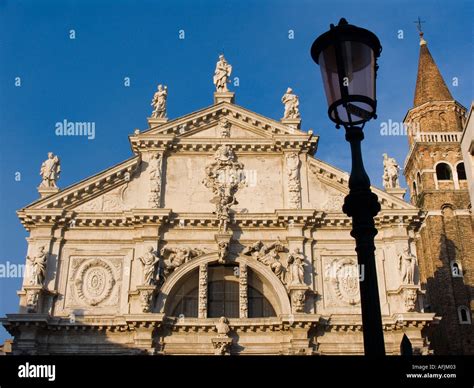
[243, 240, 286, 284]
[286, 153, 301, 209]
[39, 152, 61, 188]
[239, 263, 248, 318]
[161, 247, 206, 278]
[382, 153, 401, 189]
[403, 288, 418, 312]
[76, 186, 129, 212]
[202, 144, 245, 232]
[330, 258, 360, 306]
[151, 84, 168, 119]
[198, 263, 208, 318]
[217, 240, 229, 264]
[26, 246, 48, 286]
[74, 259, 116, 306]
[138, 287, 155, 313]
[25, 288, 40, 312]
[218, 117, 231, 138]
[148, 153, 163, 208]
[213, 54, 232, 92]
[322, 194, 345, 212]
[290, 289, 306, 313]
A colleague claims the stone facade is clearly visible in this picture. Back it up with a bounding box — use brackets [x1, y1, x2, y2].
[1, 63, 439, 355]
[403, 37, 474, 354]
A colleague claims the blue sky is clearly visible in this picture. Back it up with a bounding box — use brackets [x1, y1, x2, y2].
[0, 0, 472, 342]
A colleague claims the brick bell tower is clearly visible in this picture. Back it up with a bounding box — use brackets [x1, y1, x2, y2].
[403, 28, 473, 354]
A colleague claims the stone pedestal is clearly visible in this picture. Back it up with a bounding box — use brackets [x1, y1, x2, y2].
[214, 92, 235, 104]
[211, 336, 233, 355]
[37, 187, 59, 199]
[281, 118, 301, 130]
[136, 285, 157, 313]
[147, 117, 168, 128]
[288, 285, 309, 314]
[386, 187, 407, 199]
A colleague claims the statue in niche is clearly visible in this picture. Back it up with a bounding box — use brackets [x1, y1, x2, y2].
[151, 84, 168, 118]
[27, 246, 48, 286]
[213, 54, 232, 92]
[138, 246, 160, 286]
[287, 248, 306, 286]
[398, 248, 417, 284]
[382, 153, 400, 189]
[39, 152, 61, 188]
[281, 87, 301, 119]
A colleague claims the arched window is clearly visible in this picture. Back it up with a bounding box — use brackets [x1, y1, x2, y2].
[458, 306, 471, 324]
[416, 172, 422, 186]
[207, 265, 276, 318]
[171, 269, 199, 317]
[436, 163, 452, 180]
[456, 163, 467, 180]
[412, 181, 418, 198]
[450, 261, 463, 278]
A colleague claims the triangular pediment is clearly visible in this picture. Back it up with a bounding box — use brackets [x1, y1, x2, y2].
[21, 156, 141, 211]
[307, 157, 417, 211]
[136, 102, 308, 139]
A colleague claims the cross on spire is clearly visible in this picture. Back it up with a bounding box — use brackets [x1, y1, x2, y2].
[414, 16, 425, 33]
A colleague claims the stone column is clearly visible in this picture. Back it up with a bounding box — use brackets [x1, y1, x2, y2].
[198, 263, 208, 318]
[239, 263, 248, 318]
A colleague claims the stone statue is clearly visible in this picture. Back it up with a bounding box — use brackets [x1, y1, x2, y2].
[243, 240, 286, 283]
[399, 248, 417, 284]
[26, 246, 48, 286]
[39, 152, 61, 188]
[281, 88, 301, 119]
[382, 153, 400, 189]
[213, 54, 232, 92]
[138, 246, 160, 285]
[287, 248, 306, 286]
[216, 316, 230, 336]
[161, 247, 205, 277]
[151, 84, 168, 118]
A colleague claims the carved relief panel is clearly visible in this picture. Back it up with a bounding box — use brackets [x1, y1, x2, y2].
[65, 256, 122, 313]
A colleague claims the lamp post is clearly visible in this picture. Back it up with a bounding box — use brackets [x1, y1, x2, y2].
[311, 18, 385, 356]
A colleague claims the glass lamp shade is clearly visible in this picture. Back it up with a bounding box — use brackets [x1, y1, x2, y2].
[311, 19, 382, 127]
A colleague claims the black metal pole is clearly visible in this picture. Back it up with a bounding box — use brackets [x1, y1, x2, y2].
[342, 125, 386, 356]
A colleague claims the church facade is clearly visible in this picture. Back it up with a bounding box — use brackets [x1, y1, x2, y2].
[2, 34, 471, 355]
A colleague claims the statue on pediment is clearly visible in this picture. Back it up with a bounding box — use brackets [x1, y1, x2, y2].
[151, 84, 168, 119]
[383, 153, 400, 189]
[39, 152, 60, 188]
[213, 55, 232, 92]
[282, 87, 300, 119]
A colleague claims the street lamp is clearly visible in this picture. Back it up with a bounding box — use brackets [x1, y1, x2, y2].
[311, 18, 385, 356]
